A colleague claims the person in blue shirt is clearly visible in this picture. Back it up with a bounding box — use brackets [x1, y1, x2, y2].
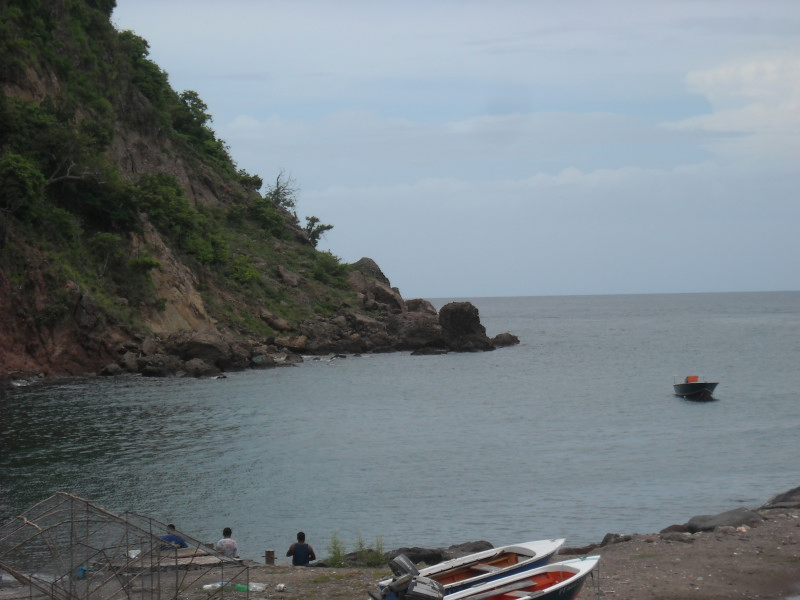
[161, 524, 188, 549]
[286, 531, 316, 566]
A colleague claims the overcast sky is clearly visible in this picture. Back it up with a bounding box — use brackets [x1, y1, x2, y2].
[112, 1, 799, 299]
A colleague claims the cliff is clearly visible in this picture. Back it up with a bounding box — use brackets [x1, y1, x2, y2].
[0, 0, 518, 384]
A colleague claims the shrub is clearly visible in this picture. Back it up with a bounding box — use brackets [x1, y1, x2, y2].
[0, 152, 46, 221]
[312, 251, 349, 286]
[33, 289, 72, 324]
[128, 256, 161, 273]
[119, 255, 160, 306]
[355, 532, 386, 567]
[326, 532, 348, 568]
[134, 173, 195, 232]
[249, 195, 285, 237]
[230, 255, 258, 284]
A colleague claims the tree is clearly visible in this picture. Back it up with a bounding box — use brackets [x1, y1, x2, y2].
[304, 216, 333, 248]
[88, 232, 123, 277]
[179, 90, 211, 127]
[0, 152, 46, 221]
[237, 168, 262, 193]
[265, 170, 298, 210]
[86, 0, 117, 17]
[174, 90, 215, 141]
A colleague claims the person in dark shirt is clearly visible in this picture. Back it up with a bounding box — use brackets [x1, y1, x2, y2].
[161, 524, 188, 549]
[286, 531, 316, 566]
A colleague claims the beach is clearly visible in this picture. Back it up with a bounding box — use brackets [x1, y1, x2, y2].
[210, 506, 800, 599]
[571, 507, 800, 600]
[1, 505, 798, 600]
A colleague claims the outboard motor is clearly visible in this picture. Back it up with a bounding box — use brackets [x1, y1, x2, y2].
[386, 574, 414, 598]
[389, 554, 420, 577]
[404, 577, 445, 600]
[370, 555, 443, 600]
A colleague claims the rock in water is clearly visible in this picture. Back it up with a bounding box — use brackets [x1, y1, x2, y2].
[438, 302, 495, 352]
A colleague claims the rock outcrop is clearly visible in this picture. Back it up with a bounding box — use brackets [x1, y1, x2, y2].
[0, 255, 122, 380]
[657, 507, 770, 537]
[558, 484, 800, 558]
[2, 255, 520, 383]
[384, 541, 494, 566]
[316, 540, 494, 568]
[294, 275, 521, 356]
[760, 485, 800, 509]
[438, 301, 494, 352]
[132, 217, 216, 334]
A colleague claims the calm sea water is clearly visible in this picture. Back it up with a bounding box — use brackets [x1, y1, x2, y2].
[1, 291, 799, 563]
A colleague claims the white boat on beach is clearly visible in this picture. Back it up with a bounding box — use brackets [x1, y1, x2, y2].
[378, 538, 566, 599]
[446, 556, 600, 600]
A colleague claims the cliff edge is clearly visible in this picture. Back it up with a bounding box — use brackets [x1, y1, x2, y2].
[0, 2, 518, 385]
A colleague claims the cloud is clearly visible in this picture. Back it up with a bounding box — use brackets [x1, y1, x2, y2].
[687, 55, 800, 106]
[113, 0, 800, 297]
[214, 47, 800, 297]
[305, 159, 798, 298]
[220, 108, 712, 192]
[669, 54, 800, 168]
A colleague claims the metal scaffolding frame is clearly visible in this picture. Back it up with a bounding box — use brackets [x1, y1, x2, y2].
[0, 493, 251, 600]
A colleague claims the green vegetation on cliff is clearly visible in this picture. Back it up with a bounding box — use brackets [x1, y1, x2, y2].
[0, 0, 347, 344]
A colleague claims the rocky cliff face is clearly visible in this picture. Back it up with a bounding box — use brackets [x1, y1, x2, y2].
[131, 218, 215, 334]
[276, 274, 519, 357]
[0, 3, 520, 385]
[1, 213, 214, 381]
[1, 249, 519, 384]
[109, 122, 243, 210]
[99, 264, 519, 380]
[0, 247, 123, 379]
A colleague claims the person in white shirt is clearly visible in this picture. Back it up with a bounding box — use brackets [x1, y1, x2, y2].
[214, 527, 240, 558]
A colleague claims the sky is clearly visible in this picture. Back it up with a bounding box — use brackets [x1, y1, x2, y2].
[111, 1, 800, 299]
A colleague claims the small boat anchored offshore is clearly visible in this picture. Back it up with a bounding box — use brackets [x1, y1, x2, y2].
[673, 375, 719, 400]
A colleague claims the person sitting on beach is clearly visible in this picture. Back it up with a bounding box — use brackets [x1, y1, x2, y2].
[286, 531, 316, 566]
[161, 524, 188, 549]
[214, 527, 240, 559]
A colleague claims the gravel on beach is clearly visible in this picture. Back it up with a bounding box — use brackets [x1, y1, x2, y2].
[572, 508, 800, 600]
[210, 507, 800, 600]
[161, 509, 800, 600]
[1, 510, 798, 600]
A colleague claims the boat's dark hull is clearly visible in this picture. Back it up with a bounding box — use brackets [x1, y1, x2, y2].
[673, 382, 718, 400]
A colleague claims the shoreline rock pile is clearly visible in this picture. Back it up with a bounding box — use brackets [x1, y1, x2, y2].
[2, 257, 520, 385]
[95, 298, 519, 379]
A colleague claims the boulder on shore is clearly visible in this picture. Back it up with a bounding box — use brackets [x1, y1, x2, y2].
[684, 508, 765, 533]
[317, 540, 494, 568]
[760, 485, 800, 509]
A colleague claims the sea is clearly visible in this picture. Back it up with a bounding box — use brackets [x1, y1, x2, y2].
[1, 291, 799, 564]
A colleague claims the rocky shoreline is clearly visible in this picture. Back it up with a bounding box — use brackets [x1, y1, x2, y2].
[1, 487, 797, 600]
[2, 275, 520, 386]
[94, 298, 518, 380]
[244, 485, 800, 600]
